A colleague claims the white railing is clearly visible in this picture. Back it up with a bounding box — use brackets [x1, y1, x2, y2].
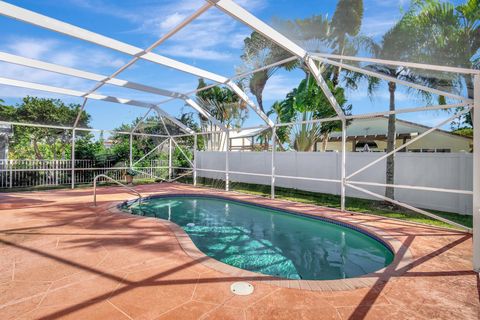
[93, 174, 142, 206]
[0, 159, 168, 189]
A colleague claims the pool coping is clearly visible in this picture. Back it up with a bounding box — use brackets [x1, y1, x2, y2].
[105, 191, 417, 292]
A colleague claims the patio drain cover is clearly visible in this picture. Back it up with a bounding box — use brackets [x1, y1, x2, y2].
[231, 282, 254, 295]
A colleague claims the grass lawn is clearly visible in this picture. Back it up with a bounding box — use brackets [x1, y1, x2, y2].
[193, 178, 472, 230]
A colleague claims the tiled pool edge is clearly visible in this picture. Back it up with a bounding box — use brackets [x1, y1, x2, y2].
[104, 189, 419, 292]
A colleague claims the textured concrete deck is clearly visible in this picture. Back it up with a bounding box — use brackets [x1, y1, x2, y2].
[0, 183, 478, 319]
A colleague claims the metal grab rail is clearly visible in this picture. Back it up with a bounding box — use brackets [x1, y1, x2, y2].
[93, 174, 142, 206]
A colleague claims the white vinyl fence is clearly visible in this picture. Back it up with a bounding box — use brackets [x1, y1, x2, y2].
[0, 159, 167, 189]
[196, 151, 473, 215]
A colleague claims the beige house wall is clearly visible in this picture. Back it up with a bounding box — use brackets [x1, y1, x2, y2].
[324, 131, 472, 153]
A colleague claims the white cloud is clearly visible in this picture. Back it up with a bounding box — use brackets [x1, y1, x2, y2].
[348, 89, 410, 102]
[160, 12, 188, 30]
[263, 74, 298, 101]
[229, 33, 250, 49]
[159, 46, 234, 61]
[7, 38, 58, 59]
[3, 37, 127, 70]
[0, 37, 129, 99]
[66, 0, 266, 62]
[360, 19, 397, 37]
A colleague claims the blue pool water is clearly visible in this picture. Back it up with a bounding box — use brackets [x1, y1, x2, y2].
[123, 196, 393, 280]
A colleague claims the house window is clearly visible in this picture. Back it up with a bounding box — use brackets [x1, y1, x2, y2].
[407, 148, 451, 153]
[355, 141, 378, 152]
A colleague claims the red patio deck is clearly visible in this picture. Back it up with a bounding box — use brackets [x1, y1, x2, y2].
[0, 183, 478, 319]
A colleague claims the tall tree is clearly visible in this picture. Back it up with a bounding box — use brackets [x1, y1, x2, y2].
[402, 0, 479, 127]
[330, 0, 364, 87]
[269, 76, 351, 151]
[364, 11, 428, 201]
[365, 0, 479, 200]
[196, 78, 248, 128]
[273, 15, 332, 55]
[1, 97, 90, 160]
[239, 31, 294, 113]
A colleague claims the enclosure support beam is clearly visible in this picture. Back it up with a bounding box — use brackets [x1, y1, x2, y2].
[71, 129, 75, 189]
[133, 139, 168, 167]
[340, 119, 347, 211]
[318, 57, 472, 103]
[184, 98, 228, 131]
[225, 130, 230, 191]
[0, 51, 187, 101]
[473, 74, 480, 272]
[207, 0, 344, 121]
[171, 138, 194, 167]
[271, 126, 276, 199]
[0, 76, 194, 134]
[131, 108, 153, 134]
[0, 1, 271, 128]
[193, 134, 198, 187]
[129, 134, 133, 168]
[0, 120, 169, 138]
[312, 52, 480, 76]
[346, 183, 471, 231]
[306, 59, 346, 120]
[168, 138, 173, 181]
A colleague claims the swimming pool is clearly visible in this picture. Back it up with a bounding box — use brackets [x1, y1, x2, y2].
[122, 195, 393, 280]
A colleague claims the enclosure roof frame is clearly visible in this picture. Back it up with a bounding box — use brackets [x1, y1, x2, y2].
[0, 0, 474, 133]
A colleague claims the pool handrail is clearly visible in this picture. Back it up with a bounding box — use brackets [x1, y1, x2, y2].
[93, 174, 142, 206]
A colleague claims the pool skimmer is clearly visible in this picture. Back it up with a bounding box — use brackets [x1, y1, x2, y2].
[230, 282, 254, 296]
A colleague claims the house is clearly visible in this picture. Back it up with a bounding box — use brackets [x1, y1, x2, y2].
[0, 124, 13, 159]
[229, 127, 266, 151]
[322, 117, 472, 153]
[103, 139, 114, 149]
[204, 127, 268, 152]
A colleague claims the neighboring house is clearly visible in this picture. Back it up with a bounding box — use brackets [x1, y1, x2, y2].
[103, 139, 114, 149]
[322, 117, 472, 153]
[229, 128, 263, 151]
[204, 127, 266, 151]
[0, 124, 13, 159]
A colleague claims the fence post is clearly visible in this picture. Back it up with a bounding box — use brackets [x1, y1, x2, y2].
[55, 160, 58, 185]
[340, 119, 347, 211]
[271, 126, 276, 199]
[472, 74, 479, 272]
[225, 129, 230, 191]
[168, 138, 172, 181]
[71, 129, 75, 189]
[193, 133, 197, 186]
[9, 159, 12, 189]
[129, 133, 133, 168]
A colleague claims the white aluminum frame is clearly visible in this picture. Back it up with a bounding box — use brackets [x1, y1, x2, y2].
[0, 0, 478, 270]
[0, 1, 272, 127]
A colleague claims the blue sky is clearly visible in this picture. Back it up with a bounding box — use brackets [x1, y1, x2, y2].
[0, 0, 467, 133]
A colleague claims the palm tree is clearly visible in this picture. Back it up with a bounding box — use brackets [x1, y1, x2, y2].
[401, 0, 479, 127]
[292, 112, 323, 152]
[194, 79, 249, 150]
[273, 14, 332, 56]
[363, 16, 421, 200]
[266, 76, 351, 152]
[239, 31, 295, 113]
[195, 78, 248, 128]
[364, 0, 479, 200]
[330, 0, 364, 87]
